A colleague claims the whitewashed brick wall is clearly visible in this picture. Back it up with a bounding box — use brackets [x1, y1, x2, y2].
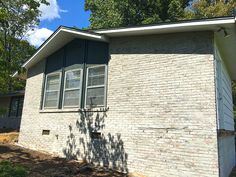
[18, 32, 220, 177]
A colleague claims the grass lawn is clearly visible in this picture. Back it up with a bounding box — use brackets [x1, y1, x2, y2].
[0, 161, 28, 177]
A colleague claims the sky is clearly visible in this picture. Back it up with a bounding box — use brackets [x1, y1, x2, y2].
[26, 0, 90, 47]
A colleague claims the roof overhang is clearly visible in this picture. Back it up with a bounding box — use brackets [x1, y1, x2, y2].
[95, 16, 236, 37]
[95, 16, 236, 80]
[0, 90, 25, 98]
[12, 26, 108, 77]
[214, 23, 236, 80]
[13, 16, 236, 80]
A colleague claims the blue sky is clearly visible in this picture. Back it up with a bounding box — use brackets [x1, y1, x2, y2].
[40, 0, 90, 31]
[27, 0, 90, 47]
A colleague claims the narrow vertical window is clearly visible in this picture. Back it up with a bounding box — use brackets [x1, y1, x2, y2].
[63, 69, 82, 107]
[86, 65, 106, 108]
[43, 73, 61, 108]
[9, 96, 24, 117]
[9, 97, 19, 117]
[17, 97, 24, 116]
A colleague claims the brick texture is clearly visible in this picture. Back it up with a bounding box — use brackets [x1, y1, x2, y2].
[18, 32, 219, 177]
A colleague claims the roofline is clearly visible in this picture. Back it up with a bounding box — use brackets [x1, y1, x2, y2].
[95, 16, 236, 35]
[20, 26, 108, 70]
[12, 16, 236, 78]
[0, 90, 25, 97]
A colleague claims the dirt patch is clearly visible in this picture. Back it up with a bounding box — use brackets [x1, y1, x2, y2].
[0, 143, 128, 177]
[0, 132, 19, 143]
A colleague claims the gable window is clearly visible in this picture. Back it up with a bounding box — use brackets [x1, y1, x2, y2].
[63, 69, 82, 107]
[43, 73, 61, 108]
[41, 39, 109, 110]
[9, 96, 24, 117]
[85, 65, 107, 108]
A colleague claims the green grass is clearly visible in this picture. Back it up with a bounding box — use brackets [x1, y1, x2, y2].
[0, 161, 28, 177]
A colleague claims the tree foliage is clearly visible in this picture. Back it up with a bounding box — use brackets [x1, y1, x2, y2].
[85, 0, 191, 29]
[184, 0, 236, 19]
[0, 0, 48, 93]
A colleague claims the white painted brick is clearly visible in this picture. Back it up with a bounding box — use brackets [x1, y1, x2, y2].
[19, 32, 220, 177]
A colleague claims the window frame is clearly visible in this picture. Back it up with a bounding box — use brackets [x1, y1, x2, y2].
[85, 65, 107, 108]
[42, 72, 62, 109]
[62, 68, 83, 108]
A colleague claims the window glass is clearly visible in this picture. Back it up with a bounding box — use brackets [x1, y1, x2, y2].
[17, 97, 24, 116]
[87, 66, 105, 86]
[9, 96, 24, 117]
[65, 70, 81, 89]
[63, 69, 81, 107]
[86, 66, 106, 107]
[44, 91, 59, 107]
[86, 87, 105, 106]
[9, 98, 18, 117]
[44, 73, 61, 108]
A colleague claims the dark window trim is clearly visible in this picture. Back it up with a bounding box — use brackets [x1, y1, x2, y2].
[40, 60, 47, 110]
[85, 65, 107, 108]
[62, 68, 83, 108]
[58, 47, 66, 109]
[42, 72, 62, 109]
[80, 40, 88, 108]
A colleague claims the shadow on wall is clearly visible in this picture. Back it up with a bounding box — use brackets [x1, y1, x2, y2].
[62, 108, 128, 173]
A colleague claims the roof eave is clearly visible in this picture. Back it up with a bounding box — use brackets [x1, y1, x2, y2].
[22, 27, 108, 70]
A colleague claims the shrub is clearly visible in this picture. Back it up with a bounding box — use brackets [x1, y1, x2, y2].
[0, 161, 28, 177]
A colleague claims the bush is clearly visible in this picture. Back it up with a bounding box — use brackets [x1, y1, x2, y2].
[0, 161, 28, 177]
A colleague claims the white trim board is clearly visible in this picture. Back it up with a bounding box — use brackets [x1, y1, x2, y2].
[95, 17, 236, 36]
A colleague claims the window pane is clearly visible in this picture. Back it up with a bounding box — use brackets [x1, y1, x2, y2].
[86, 87, 105, 107]
[64, 89, 80, 107]
[88, 66, 105, 86]
[46, 74, 60, 91]
[65, 70, 81, 89]
[44, 91, 58, 107]
[9, 98, 18, 117]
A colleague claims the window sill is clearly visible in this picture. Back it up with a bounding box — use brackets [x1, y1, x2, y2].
[39, 108, 80, 113]
[39, 107, 109, 113]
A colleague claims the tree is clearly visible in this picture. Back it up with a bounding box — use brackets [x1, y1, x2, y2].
[184, 0, 236, 19]
[85, 0, 191, 29]
[0, 0, 48, 93]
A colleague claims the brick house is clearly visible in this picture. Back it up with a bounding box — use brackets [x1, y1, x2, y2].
[14, 17, 236, 177]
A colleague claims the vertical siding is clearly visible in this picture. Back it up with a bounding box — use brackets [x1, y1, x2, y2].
[215, 48, 234, 130]
[218, 136, 235, 177]
[215, 45, 235, 177]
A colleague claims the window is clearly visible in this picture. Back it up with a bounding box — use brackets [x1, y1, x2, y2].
[42, 65, 107, 109]
[63, 69, 82, 107]
[86, 65, 106, 107]
[43, 73, 61, 108]
[9, 96, 24, 117]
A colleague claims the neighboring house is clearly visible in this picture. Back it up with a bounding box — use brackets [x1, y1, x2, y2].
[14, 17, 236, 177]
[0, 91, 24, 130]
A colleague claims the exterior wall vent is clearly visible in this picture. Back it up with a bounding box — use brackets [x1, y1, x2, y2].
[42, 130, 50, 135]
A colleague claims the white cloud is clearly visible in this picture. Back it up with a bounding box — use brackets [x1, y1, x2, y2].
[26, 28, 53, 47]
[39, 0, 67, 21]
